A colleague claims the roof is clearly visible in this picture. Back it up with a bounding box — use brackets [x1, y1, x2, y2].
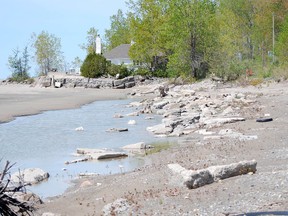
[103, 44, 131, 60]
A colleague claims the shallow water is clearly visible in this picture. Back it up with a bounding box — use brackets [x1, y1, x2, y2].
[0, 99, 171, 198]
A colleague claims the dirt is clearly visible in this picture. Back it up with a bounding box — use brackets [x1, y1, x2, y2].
[36, 80, 288, 216]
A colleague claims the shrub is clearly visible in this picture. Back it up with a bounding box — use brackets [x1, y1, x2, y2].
[132, 67, 151, 77]
[107, 64, 131, 79]
[81, 53, 107, 78]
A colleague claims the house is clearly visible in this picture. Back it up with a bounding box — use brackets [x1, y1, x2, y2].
[103, 44, 133, 68]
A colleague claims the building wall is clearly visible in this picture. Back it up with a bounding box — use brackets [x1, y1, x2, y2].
[110, 58, 133, 67]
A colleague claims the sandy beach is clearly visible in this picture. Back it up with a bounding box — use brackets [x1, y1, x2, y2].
[1, 80, 288, 215]
[0, 84, 131, 123]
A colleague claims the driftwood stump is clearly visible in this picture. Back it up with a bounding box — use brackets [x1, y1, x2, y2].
[0, 161, 36, 215]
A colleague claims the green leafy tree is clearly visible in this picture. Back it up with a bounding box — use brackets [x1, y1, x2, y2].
[104, 9, 131, 50]
[80, 53, 107, 78]
[80, 27, 99, 54]
[32, 31, 63, 75]
[8, 46, 31, 81]
[128, 0, 169, 72]
[276, 15, 288, 63]
[165, 0, 217, 79]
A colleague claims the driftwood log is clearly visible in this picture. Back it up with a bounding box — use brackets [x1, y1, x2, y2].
[0, 161, 35, 216]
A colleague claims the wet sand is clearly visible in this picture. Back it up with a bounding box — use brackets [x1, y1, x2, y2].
[0, 84, 130, 123]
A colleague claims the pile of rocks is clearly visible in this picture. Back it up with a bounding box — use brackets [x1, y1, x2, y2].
[34, 76, 139, 89]
[129, 84, 261, 138]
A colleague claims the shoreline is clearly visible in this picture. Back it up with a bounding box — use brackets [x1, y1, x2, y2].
[0, 84, 133, 124]
[2, 80, 288, 215]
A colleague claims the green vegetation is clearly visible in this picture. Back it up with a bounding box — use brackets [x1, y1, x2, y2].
[107, 64, 131, 78]
[80, 27, 99, 54]
[32, 31, 63, 75]
[145, 142, 173, 155]
[80, 53, 107, 78]
[7, 46, 31, 82]
[102, 0, 288, 81]
[8, 1, 288, 82]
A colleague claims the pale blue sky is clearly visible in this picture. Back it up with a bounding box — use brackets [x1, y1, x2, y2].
[0, 0, 127, 79]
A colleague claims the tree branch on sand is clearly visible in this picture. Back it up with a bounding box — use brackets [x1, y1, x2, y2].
[0, 161, 34, 216]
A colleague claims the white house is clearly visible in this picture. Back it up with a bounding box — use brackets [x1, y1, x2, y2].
[103, 44, 133, 67]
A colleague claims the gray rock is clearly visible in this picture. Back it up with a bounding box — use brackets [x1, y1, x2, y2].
[106, 128, 128, 132]
[42, 213, 61, 216]
[90, 152, 128, 160]
[201, 117, 245, 128]
[11, 168, 49, 184]
[147, 123, 173, 135]
[168, 160, 257, 189]
[122, 142, 146, 149]
[125, 81, 135, 88]
[153, 100, 169, 109]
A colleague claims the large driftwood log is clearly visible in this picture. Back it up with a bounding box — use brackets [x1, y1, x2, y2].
[168, 160, 257, 189]
[0, 161, 36, 215]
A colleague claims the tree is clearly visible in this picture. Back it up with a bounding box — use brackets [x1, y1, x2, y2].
[71, 56, 83, 69]
[104, 9, 131, 51]
[32, 31, 63, 75]
[276, 15, 288, 63]
[8, 46, 31, 81]
[80, 53, 107, 78]
[165, 0, 217, 78]
[128, 0, 169, 71]
[80, 27, 99, 54]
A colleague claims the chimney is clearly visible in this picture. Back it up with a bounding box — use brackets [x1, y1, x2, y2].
[96, 34, 101, 54]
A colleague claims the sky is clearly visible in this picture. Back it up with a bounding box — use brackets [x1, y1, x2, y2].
[0, 0, 128, 79]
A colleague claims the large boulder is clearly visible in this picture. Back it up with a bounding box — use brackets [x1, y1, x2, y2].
[11, 168, 49, 184]
[122, 142, 147, 149]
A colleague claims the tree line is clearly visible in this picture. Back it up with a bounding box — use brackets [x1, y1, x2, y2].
[105, 0, 288, 80]
[8, 0, 288, 82]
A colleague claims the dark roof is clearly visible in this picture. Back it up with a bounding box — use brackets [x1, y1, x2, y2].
[103, 44, 131, 60]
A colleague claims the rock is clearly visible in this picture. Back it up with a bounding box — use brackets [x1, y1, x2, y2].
[75, 148, 128, 160]
[79, 173, 99, 177]
[64, 157, 90, 165]
[11, 168, 49, 184]
[201, 117, 245, 128]
[147, 123, 173, 135]
[42, 213, 61, 216]
[195, 129, 216, 135]
[7, 192, 43, 205]
[106, 128, 128, 132]
[76, 148, 106, 155]
[75, 126, 84, 131]
[158, 85, 169, 97]
[128, 120, 136, 125]
[126, 112, 139, 117]
[125, 81, 135, 88]
[102, 198, 132, 216]
[79, 180, 93, 188]
[113, 114, 124, 118]
[114, 84, 125, 89]
[89, 152, 128, 160]
[54, 81, 62, 88]
[153, 100, 169, 109]
[180, 90, 196, 97]
[222, 106, 235, 116]
[122, 142, 146, 149]
[168, 160, 257, 189]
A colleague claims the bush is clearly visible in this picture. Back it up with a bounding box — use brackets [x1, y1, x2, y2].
[81, 53, 107, 78]
[132, 67, 151, 77]
[107, 64, 131, 79]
